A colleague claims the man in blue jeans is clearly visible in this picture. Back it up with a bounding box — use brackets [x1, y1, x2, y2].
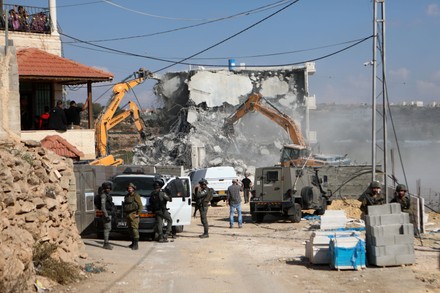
[227, 179, 242, 228]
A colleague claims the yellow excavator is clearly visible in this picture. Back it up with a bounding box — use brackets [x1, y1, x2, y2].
[223, 93, 325, 167]
[90, 68, 157, 166]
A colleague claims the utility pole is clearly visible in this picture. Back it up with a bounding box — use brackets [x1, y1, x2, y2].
[372, 0, 388, 201]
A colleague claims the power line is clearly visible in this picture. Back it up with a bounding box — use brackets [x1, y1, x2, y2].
[63, 36, 372, 61]
[60, 31, 373, 70]
[102, 0, 293, 21]
[155, 0, 302, 72]
[63, 0, 295, 44]
[57, 1, 105, 8]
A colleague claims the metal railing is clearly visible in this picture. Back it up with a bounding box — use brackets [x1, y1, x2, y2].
[1, 4, 51, 34]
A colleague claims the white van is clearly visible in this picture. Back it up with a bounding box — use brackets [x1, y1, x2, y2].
[188, 166, 237, 205]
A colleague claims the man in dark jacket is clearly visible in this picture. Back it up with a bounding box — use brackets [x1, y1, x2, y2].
[65, 100, 86, 129]
[150, 180, 172, 243]
[47, 100, 67, 131]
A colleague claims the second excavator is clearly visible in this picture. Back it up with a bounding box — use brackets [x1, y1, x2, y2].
[223, 93, 326, 167]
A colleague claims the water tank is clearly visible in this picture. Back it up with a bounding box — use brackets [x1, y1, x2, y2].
[228, 59, 236, 71]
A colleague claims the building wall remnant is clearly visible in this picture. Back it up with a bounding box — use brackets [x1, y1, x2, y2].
[0, 45, 21, 141]
[134, 65, 312, 172]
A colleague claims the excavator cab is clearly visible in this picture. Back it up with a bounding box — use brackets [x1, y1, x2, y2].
[280, 145, 311, 166]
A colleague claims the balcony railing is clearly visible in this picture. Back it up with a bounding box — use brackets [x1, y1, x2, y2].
[1, 4, 51, 34]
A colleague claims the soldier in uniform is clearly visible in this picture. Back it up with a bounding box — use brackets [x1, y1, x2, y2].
[150, 180, 172, 243]
[100, 182, 114, 250]
[358, 180, 385, 218]
[123, 182, 143, 250]
[390, 184, 410, 213]
[195, 179, 213, 238]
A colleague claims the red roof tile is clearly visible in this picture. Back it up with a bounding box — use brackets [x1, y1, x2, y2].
[41, 135, 85, 160]
[17, 48, 113, 85]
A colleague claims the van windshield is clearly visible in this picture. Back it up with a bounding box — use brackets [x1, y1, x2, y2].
[111, 177, 155, 197]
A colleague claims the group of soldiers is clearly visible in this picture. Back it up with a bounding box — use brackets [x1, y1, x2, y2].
[358, 180, 411, 217]
[96, 177, 215, 250]
[97, 174, 411, 250]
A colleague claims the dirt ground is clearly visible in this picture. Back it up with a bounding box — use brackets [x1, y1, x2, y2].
[53, 200, 440, 293]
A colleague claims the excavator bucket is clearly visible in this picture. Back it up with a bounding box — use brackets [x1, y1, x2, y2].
[90, 155, 123, 166]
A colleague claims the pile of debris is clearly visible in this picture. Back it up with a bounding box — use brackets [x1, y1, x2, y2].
[133, 68, 308, 173]
[0, 140, 85, 292]
[133, 105, 293, 173]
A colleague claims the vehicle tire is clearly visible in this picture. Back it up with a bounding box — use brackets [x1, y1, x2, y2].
[174, 225, 184, 233]
[301, 187, 313, 208]
[314, 197, 328, 216]
[211, 199, 219, 206]
[252, 213, 264, 223]
[290, 203, 302, 223]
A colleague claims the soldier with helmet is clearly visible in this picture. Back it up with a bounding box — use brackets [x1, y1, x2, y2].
[123, 182, 143, 250]
[390, 184, 410, 212]
[195, 179, 213, 238]
[100, 182, 114, 250]
[150, 179, 172, 243]
[358, 180, 385, 218]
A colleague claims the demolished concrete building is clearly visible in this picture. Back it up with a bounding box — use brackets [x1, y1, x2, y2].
[133, 63, 315, 175]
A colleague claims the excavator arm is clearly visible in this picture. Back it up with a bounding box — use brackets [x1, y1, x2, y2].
[92, 68, 156, 166]
[223, 93, 325, 168]
[223, 93, 306, 146]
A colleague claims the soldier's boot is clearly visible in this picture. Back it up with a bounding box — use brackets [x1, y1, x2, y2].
[131, 239, 139, 250]
[103, 242, 113, 250]
[199, 233, 209, 238]
[128, 240, 134, 249]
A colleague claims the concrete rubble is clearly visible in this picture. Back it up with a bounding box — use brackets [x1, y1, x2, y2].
[133, 65, 313, 174]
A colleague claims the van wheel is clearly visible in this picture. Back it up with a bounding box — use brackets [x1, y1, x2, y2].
[174, 225, 184, 233]
[211, 200, 218, 206]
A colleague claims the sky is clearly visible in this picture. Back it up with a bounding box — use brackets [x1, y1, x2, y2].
[18, 0, 440, 107]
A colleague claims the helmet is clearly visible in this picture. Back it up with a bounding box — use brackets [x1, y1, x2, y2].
[101, 182, 112, 190]
[369, 181, 381, 188]
[198, 178, 208, 185]
[396, 184, 407, 192]
[152, 179, 164, 188]
[127, 182, 136, 190]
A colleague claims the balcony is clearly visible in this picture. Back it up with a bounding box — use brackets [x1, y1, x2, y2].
[1, 4, 51, 34]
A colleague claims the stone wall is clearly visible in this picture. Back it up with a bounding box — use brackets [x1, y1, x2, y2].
[0, 139, 85, 292]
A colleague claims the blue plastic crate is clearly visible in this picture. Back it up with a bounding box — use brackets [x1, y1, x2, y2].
[330, 237, 366, 270]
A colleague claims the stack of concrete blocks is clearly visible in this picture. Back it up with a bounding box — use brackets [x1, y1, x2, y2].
[320, 210, 347, 230]
[366, 203, 415, 266]
[329, 236, 366, 270]
[305, 230, 362, 265]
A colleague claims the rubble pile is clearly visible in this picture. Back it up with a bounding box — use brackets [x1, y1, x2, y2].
[0, 140, 85, 292]
[133, 104, 295, 173]
[133, 68, 308, 173]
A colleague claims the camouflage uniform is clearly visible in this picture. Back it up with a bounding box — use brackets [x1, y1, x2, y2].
[124, 183, 143, 250]
[151, 188, 172, 242]
[358, 181, 385, 217]
[100, 182, 114, 250]
[195, 179, 213, 238]
[390, 184, 410, 213]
